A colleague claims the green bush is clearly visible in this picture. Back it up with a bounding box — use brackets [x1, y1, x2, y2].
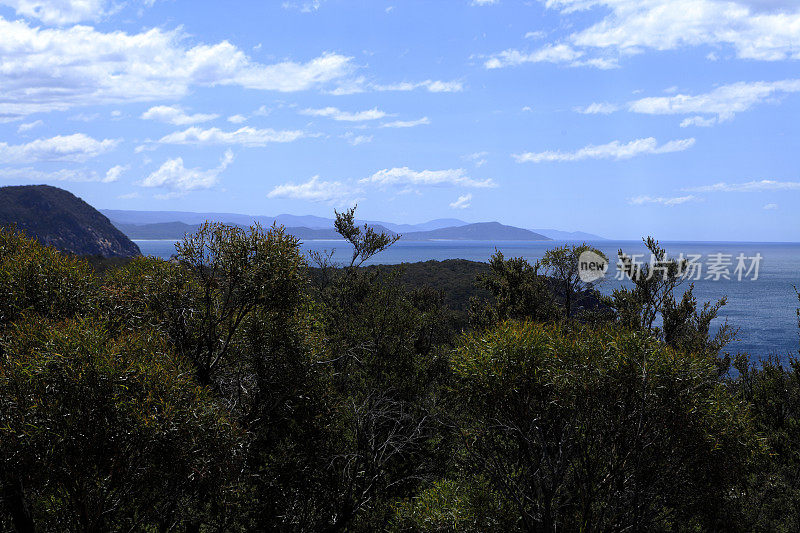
[390, 477, 515, 532]
[0, 318, 243, 532]
[0, 227, 97, 327]
[447, 321, 762, 531]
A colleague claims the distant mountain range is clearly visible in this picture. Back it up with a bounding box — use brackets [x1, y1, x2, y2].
[0, 186, 602, 257]
[102, 209, 606, 242]
[402, 222, 548, 241]
[1, 185, 140, 257]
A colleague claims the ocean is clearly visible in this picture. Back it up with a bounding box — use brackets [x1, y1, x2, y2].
[134, 239, 800, 361]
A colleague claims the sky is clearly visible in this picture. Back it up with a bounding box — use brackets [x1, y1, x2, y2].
[0, 0, 799, 241]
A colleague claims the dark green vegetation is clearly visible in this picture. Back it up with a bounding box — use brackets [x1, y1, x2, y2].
[1, 211, 800, 532]
[0, 185, 140, 257]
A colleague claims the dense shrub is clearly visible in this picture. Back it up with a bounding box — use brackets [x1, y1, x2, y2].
[446, 322, 761, 531]
[0, 221, 798, 532]
[0, 318, 243, 532]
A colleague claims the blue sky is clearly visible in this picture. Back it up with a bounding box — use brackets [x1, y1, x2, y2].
[1, 0, 799, 240]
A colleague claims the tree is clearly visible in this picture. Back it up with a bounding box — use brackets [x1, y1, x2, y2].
[0, 226, 97, 329]
[0, 318, 243, 532]
[540, 243, 607, 318]
[298, 207, 453, 530]
[105, 221, 307, 387]
[390, 477, 515, 532]
[469, 251, 557, 328]
[446, 321, 761, 531]
[731, 353, 800, 531]
[612, 237, 736, 357]
[334, 206, 400, 267]
[0, 228, 100, 533]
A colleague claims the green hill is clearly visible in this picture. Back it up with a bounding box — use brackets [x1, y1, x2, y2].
[0, 185, 140, 257]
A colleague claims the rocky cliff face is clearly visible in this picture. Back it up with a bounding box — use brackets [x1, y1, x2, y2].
[0, 185, 140, 257]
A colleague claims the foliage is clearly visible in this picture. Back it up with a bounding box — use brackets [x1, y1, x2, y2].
[307, 266, 454, 530]
[0, 227, 97, 329]
[469, 251, 558, 328]
[612, 237, 737, 358]
[390, 477, 515, 532]
[105, 221, 307, 386]
[731, 354, 800, 532]
[541, 243, 607, 318]
[0, 318, 243, 532]
[447, 321, 761, 531]
[334, 206, 401, 267]
[2, 219, 799, 532]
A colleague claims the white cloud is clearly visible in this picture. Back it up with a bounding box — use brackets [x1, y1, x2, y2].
[141, 105, 219, 125]
[227, 114, 247, 124]
[0, 133, 117, 163]
[333, 78, 464, 95]
[342, 132, 372, 145]
[117, 191, 141, 199]
[381, 117, 430, 128]
[361, 167, 496, 188]
[680, 116, 718, 127]
[157, 126, 306, 146]
[374, 79, 464, 92]
[0, 17, 353, 119]
[514, 137, 695, 163]
[486, 0, 800, 70]
[267, 175, 360, 205]
[17, 119, 43, 133]
[140, 150, 233, 192]
[300, 106, 388, 121]
[575, 102, 619, 114]
[0, 166, 104, 182]
[465, 151, 488, 167]
[763, 203, 778, 210]
[629, 194, 701, 206]
[543, 0, 800, 63]
[472, 0, 498, 5]
[0, 0, 107, 25]
[450, 193, 473, 209]
[685, 179, 800, 192]
[736, 0, 799, 12]
[104, 164, 128, 183]
[69, 113, 100, 122]
[484, 43, 586, 68]
[629, 79, 800, 121]
[0, 161, 128, 183]
[282, 0, 324, 12]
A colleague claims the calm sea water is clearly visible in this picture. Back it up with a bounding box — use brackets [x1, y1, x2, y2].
[135, 239, 800, 361]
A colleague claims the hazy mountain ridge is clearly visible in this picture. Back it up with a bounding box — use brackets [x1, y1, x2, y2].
[118, 222, 395, 241]
[102, 209, 468, 233]
[114, 220, 550, 241]
[1, 185, 140, 257]
[104, 209, 605, 241]
[530, 229, 607, 241]
[401, 222, 549, 241]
